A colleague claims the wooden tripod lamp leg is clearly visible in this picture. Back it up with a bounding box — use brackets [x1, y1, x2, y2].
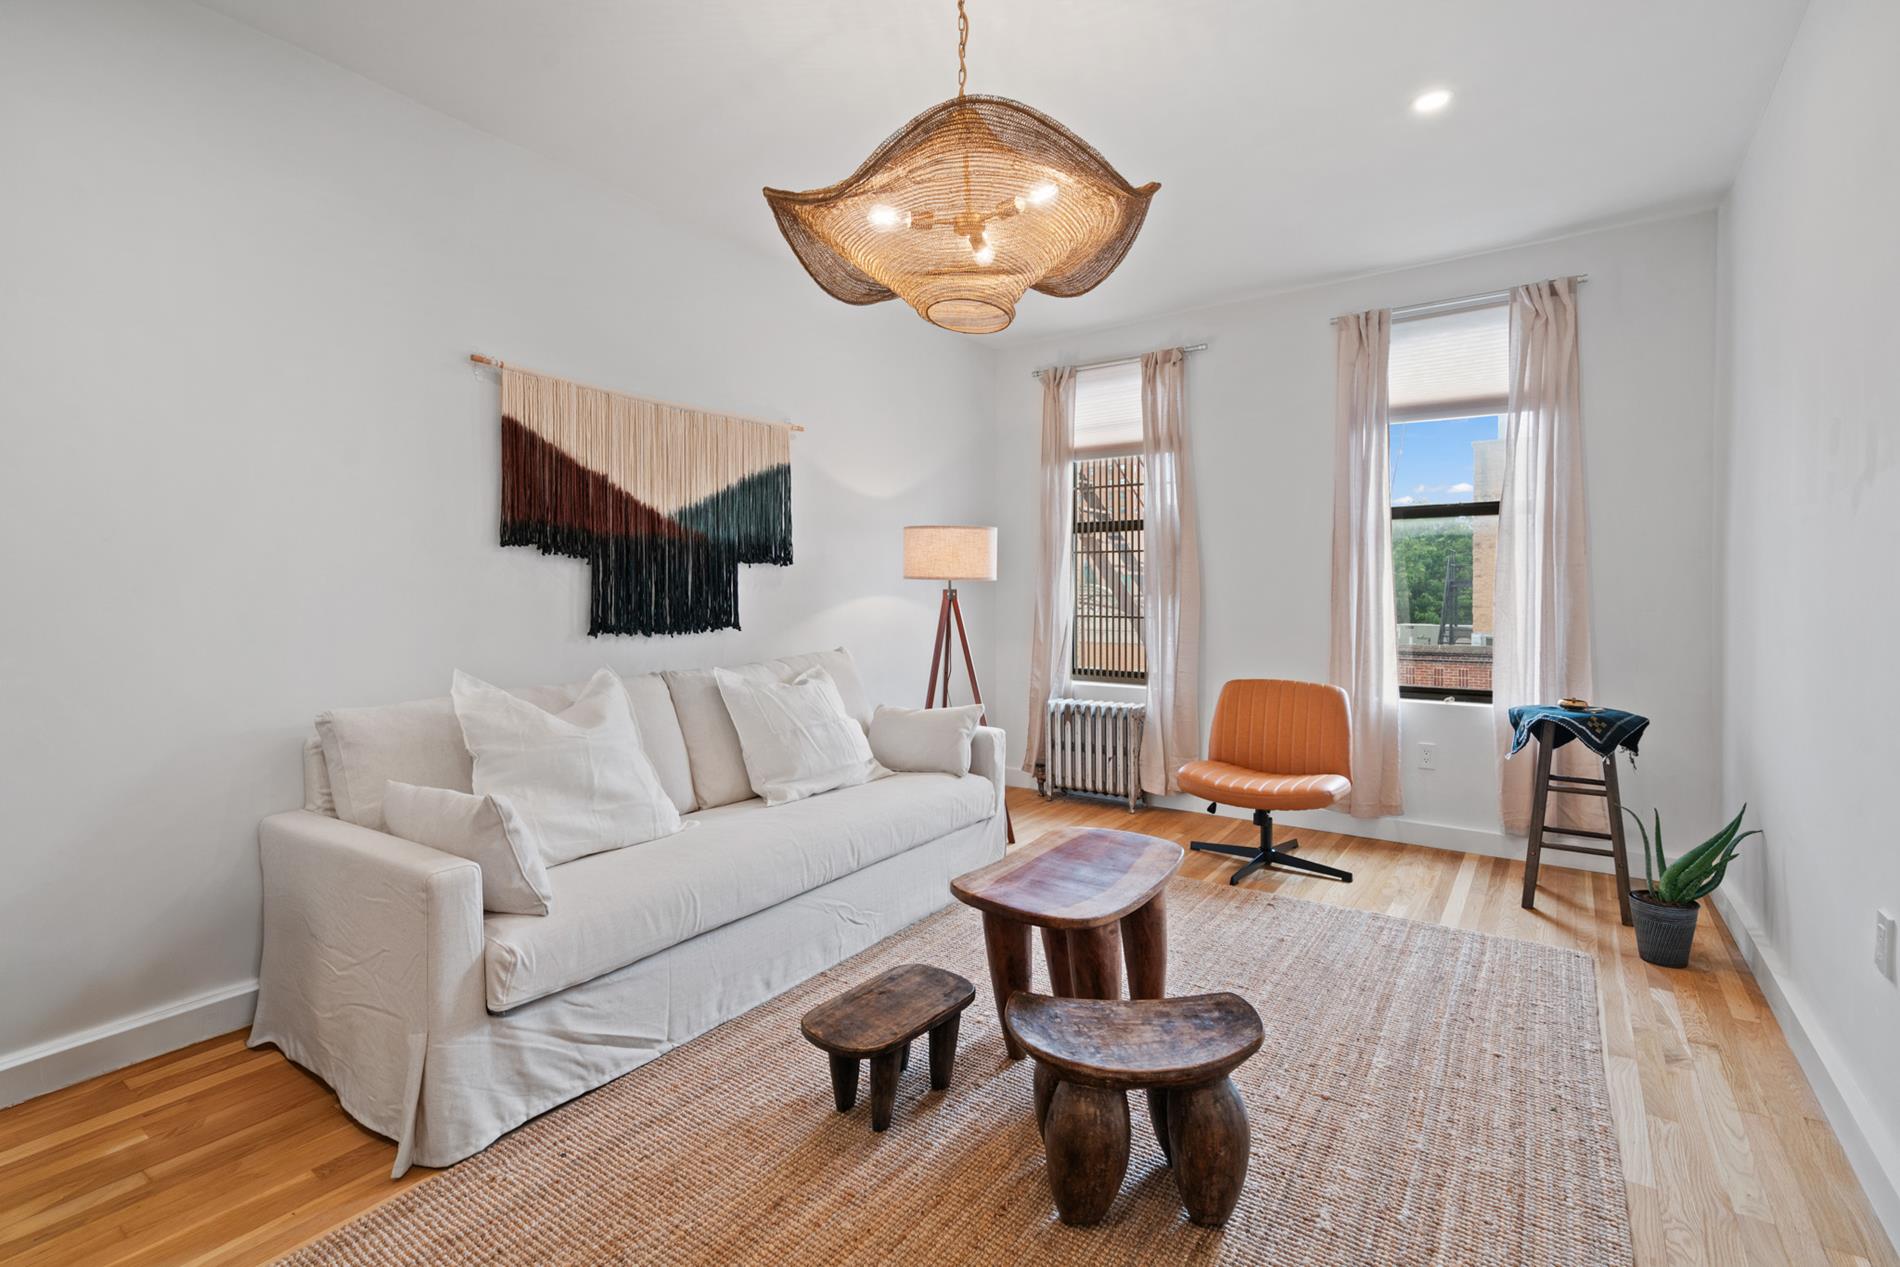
[942, 593, 953, 707]
[943, 587, 1014, 844]
[923, 586, 951, 708]
[949, 589, 983, 716]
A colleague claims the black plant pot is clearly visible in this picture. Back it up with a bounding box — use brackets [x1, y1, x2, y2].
[1630, 890, 1700, 967]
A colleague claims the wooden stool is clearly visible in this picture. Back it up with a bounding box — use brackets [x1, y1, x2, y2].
[951, 827, 1183, 1059]
[1521, 718, 1635, 925]
[1005, 991, 1264, 1227]
[799, 964, 975, 1132]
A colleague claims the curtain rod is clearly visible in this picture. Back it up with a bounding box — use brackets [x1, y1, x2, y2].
[468, 353, 806, 432]
[1030, 343, 1209, 380]
[1332, 275, 1590, 326]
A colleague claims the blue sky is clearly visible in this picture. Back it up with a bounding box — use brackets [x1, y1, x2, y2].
[1390, 414, 1498, 505]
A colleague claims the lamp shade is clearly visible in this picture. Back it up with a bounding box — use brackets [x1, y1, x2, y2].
[904, 525, 997, 581]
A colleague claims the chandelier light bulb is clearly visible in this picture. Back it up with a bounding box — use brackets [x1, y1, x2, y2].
[972, 239, 996, 266]
[1027, 182, 1058, 206]
[867, 203, 906, 229]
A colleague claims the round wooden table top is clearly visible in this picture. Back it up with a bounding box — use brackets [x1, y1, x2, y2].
[950, 826, 1184, 929]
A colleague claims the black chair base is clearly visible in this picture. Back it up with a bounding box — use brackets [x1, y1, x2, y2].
[1189, 808, 1353, 885]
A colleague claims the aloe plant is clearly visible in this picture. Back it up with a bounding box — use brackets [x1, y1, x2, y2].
[1627, 804, 1759, 906]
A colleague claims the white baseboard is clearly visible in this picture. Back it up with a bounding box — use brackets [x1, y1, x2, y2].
[1284, 805, 1619, 877]
[0, 980, 258, 1109]
[1711, 888, 1900, 1250]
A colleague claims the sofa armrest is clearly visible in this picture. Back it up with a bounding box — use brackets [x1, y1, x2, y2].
[971, 725, 1006, 816]
[251, 810, 484, 1175]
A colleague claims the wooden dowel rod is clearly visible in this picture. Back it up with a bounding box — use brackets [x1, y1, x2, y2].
[467, 353, 806, 432]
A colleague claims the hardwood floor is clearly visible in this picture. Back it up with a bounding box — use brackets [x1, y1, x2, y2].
[1, 787, 1892, 1265]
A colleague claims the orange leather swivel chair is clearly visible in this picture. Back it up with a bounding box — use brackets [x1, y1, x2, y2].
[1177, 679, 1355, 885]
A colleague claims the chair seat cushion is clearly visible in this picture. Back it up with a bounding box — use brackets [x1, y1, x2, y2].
[1176, 760, 1349, 811]
[482, 771, 996, 1011]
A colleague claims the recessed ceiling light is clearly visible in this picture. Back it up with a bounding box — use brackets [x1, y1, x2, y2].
[1412, 88, 1453, 115]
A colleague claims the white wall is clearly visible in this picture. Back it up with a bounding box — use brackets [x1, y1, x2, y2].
[1715, 0, 1900, 1236]
[986, 213, 1723, 865]
[0, 0, 996, 1098]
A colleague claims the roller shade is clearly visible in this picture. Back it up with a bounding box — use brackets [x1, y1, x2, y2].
[1072, 359, 1143, 452]
[1389, 301, 1509, 423]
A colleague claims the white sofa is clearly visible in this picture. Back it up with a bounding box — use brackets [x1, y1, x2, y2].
[249, 648, 1007, 1175]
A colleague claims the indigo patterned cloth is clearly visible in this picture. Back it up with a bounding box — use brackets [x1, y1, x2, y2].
[1507, 705, 1649, 759]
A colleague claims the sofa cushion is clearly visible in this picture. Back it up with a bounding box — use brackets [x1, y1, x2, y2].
[302, 736, 335, 816]
[317, 686, 569, 832]
[453, 669, 683, 867]
[714, 666, 880, 806]
[482, 770, 995, 1011]
[663, 648, 872, 810]
[622, 672, 697, 814]
[314, 674, 693, 830]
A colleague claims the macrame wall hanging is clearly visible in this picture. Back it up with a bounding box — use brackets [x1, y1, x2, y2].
[489, 360, 795, 636]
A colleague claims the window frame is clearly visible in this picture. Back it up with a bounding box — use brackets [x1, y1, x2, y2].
[1390, 418, 1501, 704]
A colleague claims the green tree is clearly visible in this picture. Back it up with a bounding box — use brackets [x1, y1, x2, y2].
[1392, 522, 1474, 629]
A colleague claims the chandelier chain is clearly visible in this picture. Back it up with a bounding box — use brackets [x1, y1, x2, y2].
[955, 0, 968, 97]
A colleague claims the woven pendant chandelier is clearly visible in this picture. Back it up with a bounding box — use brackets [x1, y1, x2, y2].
[763, 0, 1159, 335]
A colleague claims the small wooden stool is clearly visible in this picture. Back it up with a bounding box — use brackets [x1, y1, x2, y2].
[1006, 991, 1264, 1227]
[1521, 718, 1635, 925]
[799, 964, 974, 1132]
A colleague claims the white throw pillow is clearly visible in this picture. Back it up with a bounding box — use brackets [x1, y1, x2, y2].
[869, 705, 984, 776]
[313, 681, 577, 831]
[712, 666, 880, 806]
[662, 648, 873, 810]
[382, 781, 553, 916]
[452, 667, 682, 866]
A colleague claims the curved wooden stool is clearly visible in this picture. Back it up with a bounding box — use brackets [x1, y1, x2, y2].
[800, 964, 975, 1133]
[1006, 991, 1263, 1227]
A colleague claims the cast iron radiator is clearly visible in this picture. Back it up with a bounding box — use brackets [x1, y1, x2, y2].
[1037, 698, 1147, 812]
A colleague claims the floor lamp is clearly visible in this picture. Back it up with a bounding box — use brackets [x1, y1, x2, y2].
[904, 525, 997, 711]
[904, 525, 1011, 842]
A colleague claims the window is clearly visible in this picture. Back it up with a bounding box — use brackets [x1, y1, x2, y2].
[1070, 361, 1145, 682]
[1388, 302, 1507, 701]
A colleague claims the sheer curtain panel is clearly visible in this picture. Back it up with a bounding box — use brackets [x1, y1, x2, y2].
[1022, 367, 1077, 778]
[1492, 277, 1596, 833]
[1329, 309, 1404, 817]
[1138, 348, 1202, 794]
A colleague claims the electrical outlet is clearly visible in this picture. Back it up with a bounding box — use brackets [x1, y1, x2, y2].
[1418, 742, 1437, 770]
[1877, 911, 1897, 982]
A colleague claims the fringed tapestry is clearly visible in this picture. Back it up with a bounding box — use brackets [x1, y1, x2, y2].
[498, 366, 793, 636]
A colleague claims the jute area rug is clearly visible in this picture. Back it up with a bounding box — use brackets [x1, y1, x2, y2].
[283, 881, 1631, 1266]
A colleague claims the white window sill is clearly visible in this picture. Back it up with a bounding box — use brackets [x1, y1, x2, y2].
[1069, 680, 1146, 701]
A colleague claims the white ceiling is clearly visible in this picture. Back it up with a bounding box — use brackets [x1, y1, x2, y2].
[200, 0, 1806, 341]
